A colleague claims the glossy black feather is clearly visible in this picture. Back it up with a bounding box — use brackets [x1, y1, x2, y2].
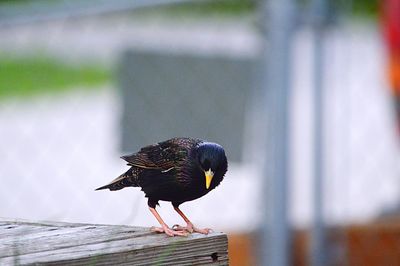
[96, 137, 228, 208]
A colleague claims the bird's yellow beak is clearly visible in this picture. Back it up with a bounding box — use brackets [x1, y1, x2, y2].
[205, 169, 214, 189]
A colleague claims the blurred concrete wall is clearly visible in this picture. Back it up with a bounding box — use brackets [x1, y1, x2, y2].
[118, 49, 255, 161]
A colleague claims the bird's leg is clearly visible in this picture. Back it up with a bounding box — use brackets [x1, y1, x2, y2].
[149, 207, 188, 237]
[172, 206, 212, 235]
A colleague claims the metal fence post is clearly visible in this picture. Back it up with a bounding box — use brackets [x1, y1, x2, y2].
[310, 0, 328, 265]
[260, 0, 295, 265]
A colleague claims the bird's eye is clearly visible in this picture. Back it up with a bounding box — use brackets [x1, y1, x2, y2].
[201, 159, 210, 170]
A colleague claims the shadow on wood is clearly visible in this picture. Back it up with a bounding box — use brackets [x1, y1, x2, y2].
[0, 218, 228, 265]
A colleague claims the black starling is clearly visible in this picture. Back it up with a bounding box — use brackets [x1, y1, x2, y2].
[96, 137, 228, 236]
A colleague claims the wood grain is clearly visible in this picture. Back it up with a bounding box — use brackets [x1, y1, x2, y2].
[0, 218, 228, 265]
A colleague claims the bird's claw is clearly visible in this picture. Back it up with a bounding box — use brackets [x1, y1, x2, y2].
[151, 225, 188, 237]
[172, 224, 194, 233]
[172, 224, 213, 235]
[193, 227, 213, 235]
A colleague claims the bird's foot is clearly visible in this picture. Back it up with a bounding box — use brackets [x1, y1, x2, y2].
[172, 223, 213, 235]
[151, 225, 188, 237]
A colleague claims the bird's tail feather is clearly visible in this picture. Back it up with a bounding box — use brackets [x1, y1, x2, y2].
[95, 168, 138, 191]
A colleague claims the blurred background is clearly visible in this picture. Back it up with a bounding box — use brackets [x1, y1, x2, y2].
[1, 0, 399, 265]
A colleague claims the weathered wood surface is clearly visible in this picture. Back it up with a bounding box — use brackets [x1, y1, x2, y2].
[0, 218, 228, 265]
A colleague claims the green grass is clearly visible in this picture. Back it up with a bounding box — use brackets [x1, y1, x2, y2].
[0, 0, 379, 18]
[351, 0, 379, 19]
[141, 0, 379, 19]
[160, 0, 255, 16]
[133, 0, 256, 18]
[0, 54, 111, 99]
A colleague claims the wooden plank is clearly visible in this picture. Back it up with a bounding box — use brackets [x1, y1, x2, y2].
[0, 223, 53, 238]
[11, 235, 228, 265]
[0, 225, 150, 257]
[0, 219, 228, 265]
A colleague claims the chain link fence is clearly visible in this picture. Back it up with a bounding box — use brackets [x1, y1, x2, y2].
[0, 0, 399, 265]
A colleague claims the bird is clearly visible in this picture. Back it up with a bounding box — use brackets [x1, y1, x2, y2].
[96, 137, 228, 237]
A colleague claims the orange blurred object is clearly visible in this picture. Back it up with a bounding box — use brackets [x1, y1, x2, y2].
[388, 54, 400, 95]
[228, 233, 256, 266]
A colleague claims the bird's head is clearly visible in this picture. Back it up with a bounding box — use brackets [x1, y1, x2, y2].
[195, 142, 228, 190]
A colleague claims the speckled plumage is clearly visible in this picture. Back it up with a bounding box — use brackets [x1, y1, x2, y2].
[96, 137, 228, 208]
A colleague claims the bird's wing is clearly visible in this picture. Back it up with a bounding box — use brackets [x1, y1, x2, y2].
[121, 138, 202, 171]
[120, 148, 159, 169]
